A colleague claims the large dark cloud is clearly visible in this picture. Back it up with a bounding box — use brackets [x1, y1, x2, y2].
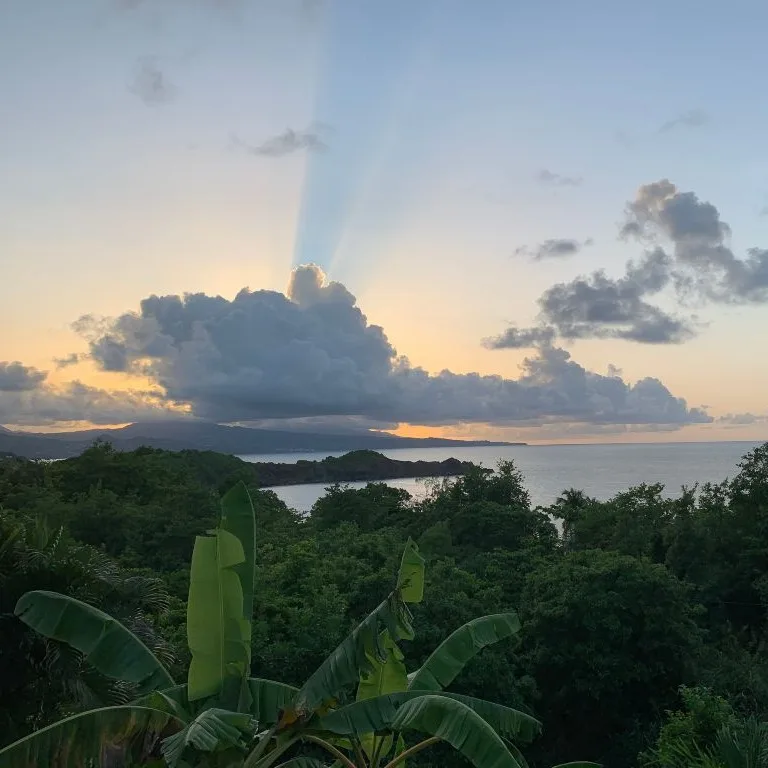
[491, 180, 768, 348]
[72, 265, 710, 428]
[0, 362, 47, 392]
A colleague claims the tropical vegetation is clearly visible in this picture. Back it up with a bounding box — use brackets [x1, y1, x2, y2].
[0, 441, 767, 765]
[0, 480, 590, 767]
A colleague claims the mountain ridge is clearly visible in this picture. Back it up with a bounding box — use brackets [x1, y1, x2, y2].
[0, 420, 523, 459]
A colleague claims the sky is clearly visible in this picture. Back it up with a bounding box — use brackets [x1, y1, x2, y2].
[1, 0, 768, 444]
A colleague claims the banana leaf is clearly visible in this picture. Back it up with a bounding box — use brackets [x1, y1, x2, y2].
[187, 527, 251, 701]
[15, 590, 175, 693]
[397, 539, 425, 603]
[357, 631, 407, 703]
[248, 678, 300, 724]
[161, 707, 255, 768]
[220, 482, 257, 630]
[0, 705, 183, 768]
[408, 612, 520, 692]
[293, 542, 424, 718]
[139, 678, 299, 726]
[319, 690, 541, 743]
[389, 694, 523, 768]
[356, 630, 407, 760]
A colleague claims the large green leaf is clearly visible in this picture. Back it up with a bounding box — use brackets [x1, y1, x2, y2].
[319, 690, 541, 743]
[138, 678, 298, 727]
[397, 539, 425, 604]
[274, 760, 331, 768]
[161, 707, 255, 768]
[389, 694, 523, 768]
[14, 590, 175, 693]
[0, 705, 182, 768]
[293, 542, 424, 718]
[187, 527, 251, 701]
[248, 678, 300, 724]
[220, 482, 257, 629]
[356, 630, 407, 760]
[357, 631, 408, 702]
[407, 612, 521, 692]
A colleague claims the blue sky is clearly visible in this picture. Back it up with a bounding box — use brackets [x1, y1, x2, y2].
[1, 0, 767, 441]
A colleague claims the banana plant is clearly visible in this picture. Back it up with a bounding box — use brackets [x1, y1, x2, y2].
[0, 481, 599, 768]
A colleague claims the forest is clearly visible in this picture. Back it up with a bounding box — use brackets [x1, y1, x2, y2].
[1, 441, 768, 767]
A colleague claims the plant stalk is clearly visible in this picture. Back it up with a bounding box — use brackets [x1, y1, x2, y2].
[302, 734, 359, 768]
[381, 737, 441, 768]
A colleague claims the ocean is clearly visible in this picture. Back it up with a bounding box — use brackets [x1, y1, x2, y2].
[239, 440, 765, 513]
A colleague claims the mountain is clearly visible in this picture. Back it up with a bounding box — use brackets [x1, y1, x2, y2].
[0, 420, 522, 459]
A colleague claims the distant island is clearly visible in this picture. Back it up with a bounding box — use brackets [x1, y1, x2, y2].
[0, 420, 523, 460]
[249, 449, 473, 487]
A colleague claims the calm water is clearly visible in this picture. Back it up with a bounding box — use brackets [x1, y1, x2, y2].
[239, 441, 765, 513]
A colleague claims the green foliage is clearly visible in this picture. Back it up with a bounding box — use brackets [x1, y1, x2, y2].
[641, 686, 737, 768]
[3, 441, 768, 767]
[408, 613, 521, 692]
[0, 704, 182, 767]
[0, 505, 173, 745]
[519, 549, 704, 766]
[161, 708, 256, 768]
[15, 590, 174, 693]
[387, 694, 523, 768]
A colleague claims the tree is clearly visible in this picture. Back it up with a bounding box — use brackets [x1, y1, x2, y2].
[0, 509, 172, 747]
[639, 686, 737, 768]
[0, 482, 595, 768]
[519, 549, 704, 767]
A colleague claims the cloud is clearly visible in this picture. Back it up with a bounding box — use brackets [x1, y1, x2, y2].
[0, 363, 176, 428]
[53, 353, 86, 369]
[129, 58, 176, 106]
[231, 126, 327, 158]
[515, 238, 593, 261]
[537, 169, 583, 187]
[621, 179, 768, 303]
[716, 412, 768, 426]
[0, 362, 47, 392]
[489, 179, 768, 348]
[658, 109, 709, 133]
[482, 326, 556, 350]
[70, 265, 709, 429]
[1, 355, 176, 429]
[535, 248, 696, 344]
[494, 248, 694, 347]
[0, 383, 178, 428]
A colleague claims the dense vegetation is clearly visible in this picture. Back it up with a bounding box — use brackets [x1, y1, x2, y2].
[1, 441, 768, 766]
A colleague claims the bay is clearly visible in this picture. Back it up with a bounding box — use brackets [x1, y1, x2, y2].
[240, 440, 765, 513]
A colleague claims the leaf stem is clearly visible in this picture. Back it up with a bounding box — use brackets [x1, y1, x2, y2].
[352, 736, 369, 768]
[381, 737, 441, 768]
[302, 734, 359, 768]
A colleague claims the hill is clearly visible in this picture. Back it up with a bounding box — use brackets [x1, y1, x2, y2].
[0, 420, 521, 459]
